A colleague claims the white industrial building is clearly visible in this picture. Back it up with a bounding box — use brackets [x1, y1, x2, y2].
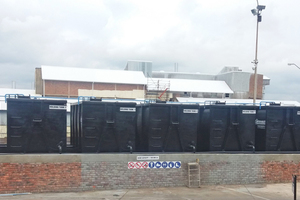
[125, 61, 270, 100]
[35, 63, 241, 101]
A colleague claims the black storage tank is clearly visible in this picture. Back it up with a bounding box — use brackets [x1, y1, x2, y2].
[70, 104, 74, 146]
[197, 105, 211, 151]
[264, 106, 300, 151]
[80, 101, 136, 153]
[70, 104, 81, 151]
[208, 105, 257, 151]
[7, 97, 67, 153]
[140, 103, 200, 152]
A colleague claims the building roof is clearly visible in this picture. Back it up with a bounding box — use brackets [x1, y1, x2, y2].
[41, 65, 147, 85]
[148, 78, 233, 94]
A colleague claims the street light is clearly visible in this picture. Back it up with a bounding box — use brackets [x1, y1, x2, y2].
[288, 63, 300, 70]
[251, 1, 266, 105]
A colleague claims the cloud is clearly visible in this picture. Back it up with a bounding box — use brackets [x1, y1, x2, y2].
[0, 0, 299, 102]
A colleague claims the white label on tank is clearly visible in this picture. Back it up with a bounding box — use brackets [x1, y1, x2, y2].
[137, 156, 159, 161]
[120, 107, 136, 112]
[49, 105, 66, 110]
[242, 110, 256, 114]
[297, 111, 300, 115]
[183, 109, 198, 114]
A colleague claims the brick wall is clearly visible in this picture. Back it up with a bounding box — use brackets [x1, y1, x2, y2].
[45, 80, 68, 97]
[81, 161, 187, 191]
[199, 160, 264, 185]
[94, 83, 115, 90]
[35, 68, 43, 95]
[1, 154, 300, 194]
[261, 161, 300, 183]
[249, 74, 264, 99]
[69, 82, 92, 96]
[44, 80, 144, 97]
[0, 163, 81, 193]
[116, 84, 143, 91]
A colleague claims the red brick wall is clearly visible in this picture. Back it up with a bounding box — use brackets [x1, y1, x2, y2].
[249, 74, 264, 99]
[69, 82, 92, 96]
[45, 81, 93, 97]
[94, 83, 115, 90]
[45, 80, 68, 97]
[44, 80, 144, 97]
[261, 161, 300, 183]
[0, 163, 81, 193]
[116, 84, 143, 91]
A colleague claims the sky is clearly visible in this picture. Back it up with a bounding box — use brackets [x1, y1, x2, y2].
[0, 0, 300, 101]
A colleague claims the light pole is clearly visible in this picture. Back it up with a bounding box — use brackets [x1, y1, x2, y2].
[288, 63, 300, 70]
[251, 2, 266, 104]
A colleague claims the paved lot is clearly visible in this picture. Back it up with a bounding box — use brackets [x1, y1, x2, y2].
[0, 183, 297, 199]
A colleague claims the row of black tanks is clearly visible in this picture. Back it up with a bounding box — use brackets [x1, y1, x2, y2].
[1, 97, 300, 153]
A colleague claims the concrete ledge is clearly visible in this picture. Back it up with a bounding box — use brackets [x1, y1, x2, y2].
[0, 154, 81, 163]
[80, 153, 300, 163]
[1, 153, 300, 163]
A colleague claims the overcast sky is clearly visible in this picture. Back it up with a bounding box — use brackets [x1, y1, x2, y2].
[0, 0, 300, 101]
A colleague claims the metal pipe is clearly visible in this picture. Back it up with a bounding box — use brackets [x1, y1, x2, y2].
[252, 0, 265, 105]
[259, 101, 276, 109]
[189, 144, 196, 153]
[57, 141, 63, 154]
[253, 9, 259, 105]
[127, 145, 133, 154]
